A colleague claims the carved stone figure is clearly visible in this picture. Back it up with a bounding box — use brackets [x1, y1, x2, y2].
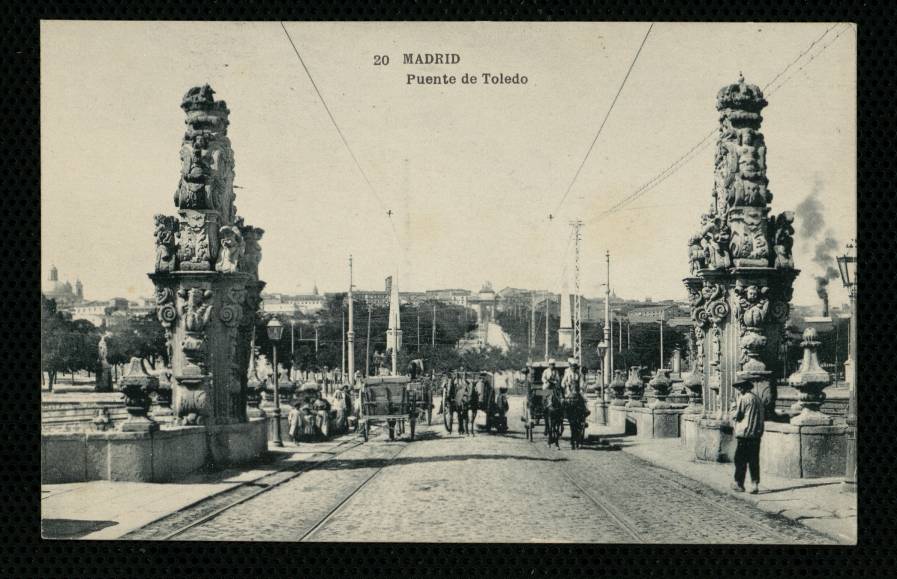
[215, 225, 244, 273]
[699, 213, 731, 269]
[177, 210, 213, 270]
[687, 234, 706, 275]
[153, 214, 178, 273]
[771, 211, 795, 269]
[737, 284, 770, 329]
[238, 224, 264, 278]
[729, 207, 770, 266]
[179, 287, 214, 333]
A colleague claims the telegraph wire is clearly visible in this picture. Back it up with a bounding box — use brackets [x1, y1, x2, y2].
[279, 22, 399, 241]
[550, 22, 654, 219]
[588, 22, 851, 225]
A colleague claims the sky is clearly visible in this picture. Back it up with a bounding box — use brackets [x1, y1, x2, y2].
[41, 21, 856, 308]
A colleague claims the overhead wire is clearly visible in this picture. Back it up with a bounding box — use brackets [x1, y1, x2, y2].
[588, 22, 851, 225]
[550, 22, 655, 219]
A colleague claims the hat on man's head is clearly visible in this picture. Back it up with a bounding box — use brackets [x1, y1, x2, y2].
[548, 358, 556, 365]
[568, 358, 578, 366]
[732, 372, 758, 390]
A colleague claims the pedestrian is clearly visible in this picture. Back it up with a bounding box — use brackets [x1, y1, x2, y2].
[730, 375, 765, 494]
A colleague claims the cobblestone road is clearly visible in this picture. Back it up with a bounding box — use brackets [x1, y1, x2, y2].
[142, 396, 833, 543]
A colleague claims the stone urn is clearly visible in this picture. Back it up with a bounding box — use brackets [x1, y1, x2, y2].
[647, 369, 673, 409]
[118, 357, 159, 433]
[682, 370, 704, 414]
[624, 367, 645, 408]
[787, 327, 833, 426]
[609, 370, 627, 406]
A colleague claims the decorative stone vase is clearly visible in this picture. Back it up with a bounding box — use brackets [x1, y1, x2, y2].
[682, 371, 704, 413]
[624, 367, 645, 408]
[151, 372, 175, 423]
[787, 327, 833, 426]
[118, 357, 159, 433]
[648, 369, 673, 409]
[246, 385, 266, 418]
[609, 370, 627, 406]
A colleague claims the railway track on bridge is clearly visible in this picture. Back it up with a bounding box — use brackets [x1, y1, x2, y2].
[122, 434, 373, 541]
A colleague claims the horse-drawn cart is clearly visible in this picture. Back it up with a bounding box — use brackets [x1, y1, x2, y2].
[521, 360, 569, 441]
[359, 376, 419, 442]
[407, 379, 434, 426]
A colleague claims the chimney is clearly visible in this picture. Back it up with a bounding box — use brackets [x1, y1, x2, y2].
[821, 294, 829, 318]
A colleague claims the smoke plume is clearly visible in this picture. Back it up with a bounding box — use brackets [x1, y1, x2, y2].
[795, 179, 840, 310]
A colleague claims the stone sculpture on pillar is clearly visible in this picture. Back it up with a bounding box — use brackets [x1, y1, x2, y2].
[150, 85, 266, 427]
[787, 328, 833, 426]
[683, 75, 798, 461]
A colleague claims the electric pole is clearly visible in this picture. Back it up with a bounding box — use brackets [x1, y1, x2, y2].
[570, 219, 584, 367]
[347, 255, 355, 385]
[544, 295, 549, 359]
[603, 250, 613, 386]
[530, 292, 536, 361]
[432, 303, 436, 347]
[365, 307, 372, 377]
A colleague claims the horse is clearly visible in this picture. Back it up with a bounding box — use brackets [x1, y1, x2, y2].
[453, 377, 470, 435]
[564, 392, 588, 450]
[543, 386, 565, 449]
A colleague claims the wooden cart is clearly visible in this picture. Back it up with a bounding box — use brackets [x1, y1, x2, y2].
[359, 376, 418, 442]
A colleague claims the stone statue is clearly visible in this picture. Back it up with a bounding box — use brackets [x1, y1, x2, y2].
[179, 287, 214, 333]
[215, 225, 244, 273]
[699, 213, 731, 269]
[176, 210, 213, 270]
[687, 233, 706, 275]
[738, 284, 770, 329]
[238, 223, 264, 278]
[153, 214, 178, 273]
[771, 211, 795, 269]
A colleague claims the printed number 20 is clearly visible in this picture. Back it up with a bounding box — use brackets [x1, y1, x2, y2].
[373, 55, 390, 66]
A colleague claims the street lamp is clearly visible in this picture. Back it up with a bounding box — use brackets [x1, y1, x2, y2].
[836, 240, 857, 492]
[267, 318, 285, 447]
[597, 340, 608, 400]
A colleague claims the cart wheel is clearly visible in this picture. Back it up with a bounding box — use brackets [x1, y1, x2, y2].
[444, 408, 453, 433]
[410, 418, 416, 440]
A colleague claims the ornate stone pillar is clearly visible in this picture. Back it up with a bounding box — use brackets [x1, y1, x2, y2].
[149, 85, 265, 427]
[683, 76, 799, 461]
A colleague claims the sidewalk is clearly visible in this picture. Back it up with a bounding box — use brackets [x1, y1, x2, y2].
[40, 436, 357, 540]
[588, 425, 857, 544]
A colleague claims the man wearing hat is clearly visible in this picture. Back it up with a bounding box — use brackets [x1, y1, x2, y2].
[541, 359, 560, 392]
[730, 374, 765, 494]
[562, 358, 581, 398]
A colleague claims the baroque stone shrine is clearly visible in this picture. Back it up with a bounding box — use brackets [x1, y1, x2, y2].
[682, 76, 799, 462]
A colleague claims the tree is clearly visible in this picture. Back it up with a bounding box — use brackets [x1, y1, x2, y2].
[41, 295, 103, 389]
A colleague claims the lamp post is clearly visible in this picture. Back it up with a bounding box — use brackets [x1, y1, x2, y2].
[597, 340, 608, 401]
[836, 240, 857, 492]
[267, 318, 285, 447]
[290, 319, 296, 381]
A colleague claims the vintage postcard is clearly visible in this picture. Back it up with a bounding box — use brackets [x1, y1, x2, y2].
[41, 21, 856, 543]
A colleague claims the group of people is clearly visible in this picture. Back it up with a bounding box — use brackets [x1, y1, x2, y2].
[286, 382, 356, 444]
[540, 358, 590, 416]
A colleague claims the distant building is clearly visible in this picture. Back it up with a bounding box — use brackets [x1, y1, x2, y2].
[628, 304, 689, 324]
[69, 298, 130, 327]
[425, 288, 471, 307]
[42, 265, 84, 308]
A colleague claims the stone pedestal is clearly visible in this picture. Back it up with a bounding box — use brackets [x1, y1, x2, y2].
[761, 421, 848, 478]
[681, 412, 701, 450]
[694, 417, 736, 462]
[590, 398, 608, 426]
[628, 405, 684, 439]
[608, 404, 628, 433]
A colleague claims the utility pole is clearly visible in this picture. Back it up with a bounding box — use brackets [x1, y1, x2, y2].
[530, 292, 536, 361]
[341, 308, 346, 379]
[570, 219, 584, 367]
[417, 307, 421, 351]
[544, 295, 550, 359]
[603, 250, 613, 385]
[347, 255, 355, 385]
[619, 315, 622, 353]
[365, 307, 372, 377]
[659, 308, 665, 370]
[432, 303, 436, 347]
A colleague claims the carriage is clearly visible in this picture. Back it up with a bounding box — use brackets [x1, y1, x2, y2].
[406, 371, 434, 426]
[359, 375, 421, 442]
[521, 360, 570, 442]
